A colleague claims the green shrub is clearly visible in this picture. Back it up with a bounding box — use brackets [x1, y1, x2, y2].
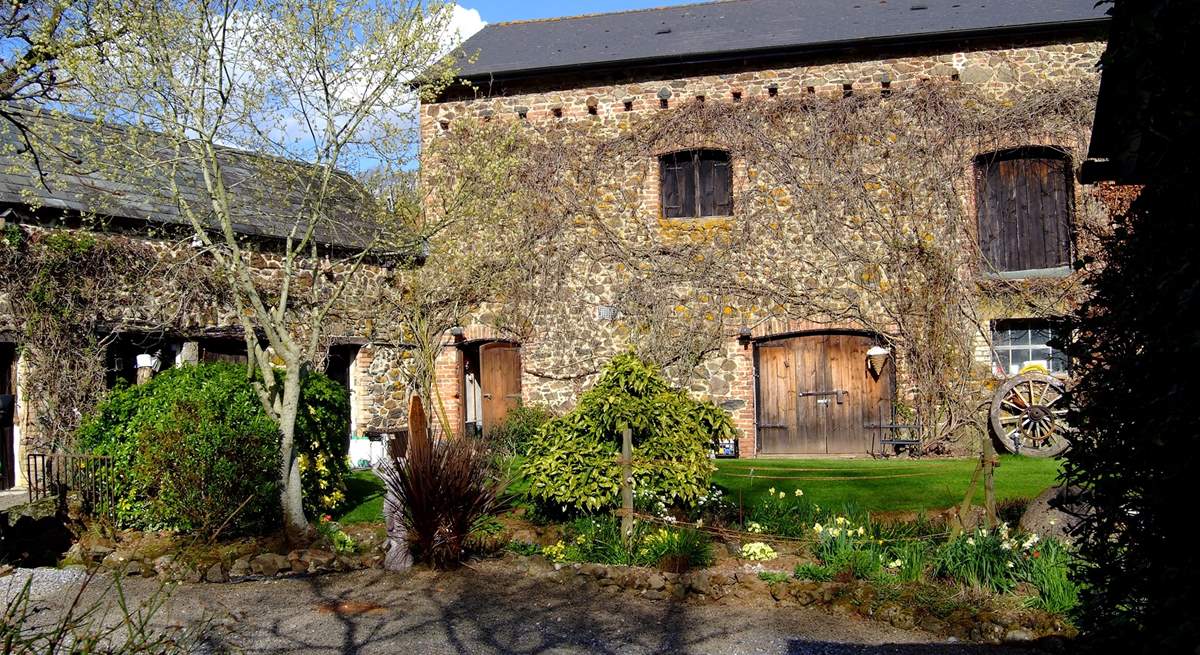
[541, 515, 713, 570]
[759, 571, 791, 583]
[487, 402, 556, 455]
[79, 364, 281, 535]
[78, 363, 352, 535]
[812, 516, 886, 580]
[292, 370, 352, 516]
[641, 526, 714, 570]
[521, 352, 733, 514]
[889, 539, 934, 583]
[746, 486, 818, 537]
[934, 526, 1025, 593]
[1024, 537, 1079, 613]
[793, 563, 834, 581]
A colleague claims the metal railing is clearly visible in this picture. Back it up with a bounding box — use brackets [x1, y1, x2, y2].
[26, 453, 119, 520]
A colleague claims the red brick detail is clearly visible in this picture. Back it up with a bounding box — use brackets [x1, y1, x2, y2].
[432, 346, 463, 437]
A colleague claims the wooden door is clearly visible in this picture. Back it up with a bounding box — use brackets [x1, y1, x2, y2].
[479, 342, 522, 437]
[756, 342, 796, 454]
[756, 334, 893, 455]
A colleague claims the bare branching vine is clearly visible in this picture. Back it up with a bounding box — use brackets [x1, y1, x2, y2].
[425, 80, 1104, 449]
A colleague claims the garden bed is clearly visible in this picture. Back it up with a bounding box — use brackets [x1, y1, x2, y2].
[500, 550, 1073, 645]
[60, 521, 388, 583]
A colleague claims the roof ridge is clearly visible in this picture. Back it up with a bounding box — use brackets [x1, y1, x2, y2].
[488, 0, 745, 28]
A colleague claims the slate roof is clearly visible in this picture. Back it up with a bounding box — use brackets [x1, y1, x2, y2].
[0, 109, 385, 249]
[451, 0, 1108, 81]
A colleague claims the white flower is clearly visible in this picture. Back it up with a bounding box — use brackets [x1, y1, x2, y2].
[768, 487, 776, 495]
[794, 489, 804, 497]
[966, 538, 976, 546]
[813, 523, 824, 533]
[888, 559, 903, 569]
[779, 492, 787, 500]
[1006, 561, 1014, 569]
[1001, 541, 1013, 551]
[857, 526, 865, 536]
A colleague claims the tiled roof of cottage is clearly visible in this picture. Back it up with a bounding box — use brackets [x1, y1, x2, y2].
[0, 110, 386, 250]
[451, 0, 1108, 81]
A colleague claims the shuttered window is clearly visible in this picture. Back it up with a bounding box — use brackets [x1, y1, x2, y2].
[975, 148, 1072, 273]
[660, 150, 733, 218]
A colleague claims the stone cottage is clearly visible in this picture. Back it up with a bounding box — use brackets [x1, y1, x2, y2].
[0, 112, 415, 490]
[419, 0, 1111, 458]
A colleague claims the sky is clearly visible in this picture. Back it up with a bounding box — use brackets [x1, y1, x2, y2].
[447, 0, 708, 41]
[456, 1, 703, 26]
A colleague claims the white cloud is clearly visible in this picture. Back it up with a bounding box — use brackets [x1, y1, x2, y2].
[445, 4, 487, 49]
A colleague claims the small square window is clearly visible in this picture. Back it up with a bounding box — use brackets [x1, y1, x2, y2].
[991, 319, 1069, 376]
[659, 149, 733, 218]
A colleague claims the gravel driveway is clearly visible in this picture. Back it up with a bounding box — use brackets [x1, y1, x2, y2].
[23, 562, 1051, 654]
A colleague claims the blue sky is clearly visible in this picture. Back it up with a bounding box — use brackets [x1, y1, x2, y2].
[461, 1, 701, 25]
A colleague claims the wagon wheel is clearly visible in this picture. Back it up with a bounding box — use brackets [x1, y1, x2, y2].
[989, 373, 1070, 457]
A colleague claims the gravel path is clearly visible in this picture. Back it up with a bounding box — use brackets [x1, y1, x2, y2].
[21, 563, 1050, 654]
[1, 566, 87, 604]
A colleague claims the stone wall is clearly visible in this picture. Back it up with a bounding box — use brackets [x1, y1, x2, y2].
[420, 37, 1107, 457]
[0, 221, 413, 485]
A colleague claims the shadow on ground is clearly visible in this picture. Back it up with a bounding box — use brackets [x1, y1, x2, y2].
[105, 565, 1049, 654]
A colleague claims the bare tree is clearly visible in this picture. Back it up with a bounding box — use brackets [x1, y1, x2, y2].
[65, 0, 459, 535]
[2, 0, 125, 174]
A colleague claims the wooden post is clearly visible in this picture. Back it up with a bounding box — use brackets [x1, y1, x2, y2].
[952, 458, 982, 536]
[621, 427, 633, 542]
[983, 433, 997, 529]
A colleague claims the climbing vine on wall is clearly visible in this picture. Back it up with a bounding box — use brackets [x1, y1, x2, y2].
[424, 79, 1106, 450]
[0, 223, 216, 449]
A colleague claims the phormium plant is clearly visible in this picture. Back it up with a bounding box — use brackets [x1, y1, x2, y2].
[380, 431, 507, 569]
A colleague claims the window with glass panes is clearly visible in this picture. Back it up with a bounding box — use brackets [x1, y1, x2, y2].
[991, 319, 1068, 376]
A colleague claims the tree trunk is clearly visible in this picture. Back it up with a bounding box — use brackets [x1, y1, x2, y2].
[278, 362, 308, 537]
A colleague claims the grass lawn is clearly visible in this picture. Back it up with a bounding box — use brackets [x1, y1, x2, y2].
[334, 456, 1060, 524]
[713, 456, 1061, 515]
[336, 470, 385, 524]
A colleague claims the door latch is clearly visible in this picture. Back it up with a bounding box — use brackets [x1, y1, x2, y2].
[798, 390, 848, 404]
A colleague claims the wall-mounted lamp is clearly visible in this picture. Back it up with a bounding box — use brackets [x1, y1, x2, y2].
[449, 326, 465, 342]
[867, 345, 891, 378]
[737, 326, 753, 348]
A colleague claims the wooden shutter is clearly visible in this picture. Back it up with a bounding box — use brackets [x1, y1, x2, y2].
[976, 151, 1071, 272]
[698, 150, 733, 216]
[660, 152, 695, 218]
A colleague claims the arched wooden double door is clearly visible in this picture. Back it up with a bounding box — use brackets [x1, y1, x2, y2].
[755, 333, 894, 455]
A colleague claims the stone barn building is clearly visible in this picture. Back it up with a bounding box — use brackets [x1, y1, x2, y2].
[419, 0, 1110, 458]
[0, 114, 416, 490]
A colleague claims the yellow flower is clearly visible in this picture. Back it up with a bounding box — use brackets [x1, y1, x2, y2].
[857, 526, 865, 536]
[794, 489, 804, 497]
[778, 492, 786, 500]
[768, 487, 776, 495]
[813, 523, 823, 533]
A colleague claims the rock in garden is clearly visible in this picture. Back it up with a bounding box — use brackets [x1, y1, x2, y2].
[152, 554, 174, 574]
[101, 550, 133, 569]
[89, 545, 114, 562]
[1005, 628, 1034, 642]
[250, 553, 290, 577]
[1020, 485, 1087, 541]
[229, 556, 252, 578]
[205, 562, 227, 583]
